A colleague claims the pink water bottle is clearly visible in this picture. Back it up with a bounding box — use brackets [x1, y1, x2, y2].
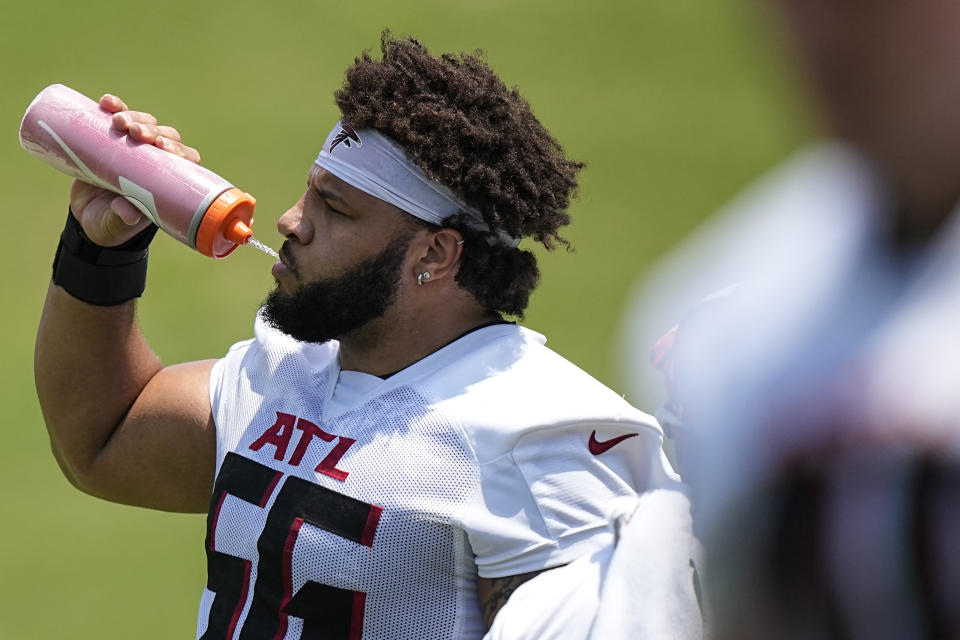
[19, 84, 256, 258]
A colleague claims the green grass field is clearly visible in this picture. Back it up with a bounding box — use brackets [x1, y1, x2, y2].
[1, 1, 807, 637]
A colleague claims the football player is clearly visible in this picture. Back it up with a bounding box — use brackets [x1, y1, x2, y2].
[628, 0, 960, 636]
[35, 33, 680, 639]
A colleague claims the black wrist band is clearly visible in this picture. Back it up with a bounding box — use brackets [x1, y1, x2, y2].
[52, 208, 159, 306]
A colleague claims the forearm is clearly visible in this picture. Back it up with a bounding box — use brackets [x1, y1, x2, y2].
[34, 282, 162, 489]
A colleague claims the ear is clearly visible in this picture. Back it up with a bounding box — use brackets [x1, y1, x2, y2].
[409, 227, 464, 286]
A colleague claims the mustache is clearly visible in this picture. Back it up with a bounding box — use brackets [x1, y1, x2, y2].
[279, 241, 299, 273]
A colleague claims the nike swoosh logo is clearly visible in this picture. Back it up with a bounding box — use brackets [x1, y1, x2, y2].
[588, 430, 639, 455]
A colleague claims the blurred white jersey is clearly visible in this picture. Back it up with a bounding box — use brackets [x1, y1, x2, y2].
[627, 143, 960, 637]
[628, 142, 960, 531]
[197, 318, 677, 640]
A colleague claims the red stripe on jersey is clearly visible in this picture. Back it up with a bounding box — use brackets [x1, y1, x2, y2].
[209, 492, 228, 551]
[260, 471, 283, 508]
[350, 591, 367, 640]
[227, 559, 252, 640]
[273, 517, 305, 640]
[360, 505, 383, 547]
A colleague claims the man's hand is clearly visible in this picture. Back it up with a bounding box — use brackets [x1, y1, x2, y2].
[69, 94, 202, 247]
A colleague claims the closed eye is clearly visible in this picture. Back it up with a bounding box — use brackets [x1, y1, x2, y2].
[319, 192, 348, 215]
[305, 185, 350, 216]
[310, 185, 351, 215]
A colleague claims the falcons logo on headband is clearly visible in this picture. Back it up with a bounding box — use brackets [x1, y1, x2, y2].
[330, 125, 362, 152]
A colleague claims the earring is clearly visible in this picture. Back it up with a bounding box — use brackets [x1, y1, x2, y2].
[417, 271, 431, 286]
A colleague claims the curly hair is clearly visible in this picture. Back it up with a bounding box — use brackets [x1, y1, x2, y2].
[334, 32, 584, 317]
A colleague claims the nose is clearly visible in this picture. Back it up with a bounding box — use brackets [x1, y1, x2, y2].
[277, 195, 313, 244]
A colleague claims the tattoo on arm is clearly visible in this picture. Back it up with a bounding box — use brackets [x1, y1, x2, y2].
[477, 568, 552, 630]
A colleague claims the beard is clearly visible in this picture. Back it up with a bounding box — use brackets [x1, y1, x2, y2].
[261, 234, 411, 344]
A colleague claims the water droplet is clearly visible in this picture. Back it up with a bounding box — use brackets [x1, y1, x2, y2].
[247, 237, 279, 259]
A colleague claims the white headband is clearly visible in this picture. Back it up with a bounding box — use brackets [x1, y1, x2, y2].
[315, 121, 521, 248]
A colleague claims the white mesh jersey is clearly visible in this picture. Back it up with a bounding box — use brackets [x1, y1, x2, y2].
[196, 317, 677, 640]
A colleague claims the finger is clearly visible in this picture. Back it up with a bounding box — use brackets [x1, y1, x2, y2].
[110, 196, 145, 226]
[155, 136, 202, 164]
[127, 122, 183, 144]
[99, 94, 129, 113]
[111, 110, 159, 132]
[102, 206, 153, 246]
[155, 125, 182, 142]
[123, 110, 160, 126]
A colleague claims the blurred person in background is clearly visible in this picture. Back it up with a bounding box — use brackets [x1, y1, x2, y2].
[34, 33, 682, 640]
[625, 0, 960, 637]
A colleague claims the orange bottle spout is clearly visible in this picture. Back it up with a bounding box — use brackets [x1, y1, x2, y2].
[195, 187, 257, 258]
[225, 218, 253, 245]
